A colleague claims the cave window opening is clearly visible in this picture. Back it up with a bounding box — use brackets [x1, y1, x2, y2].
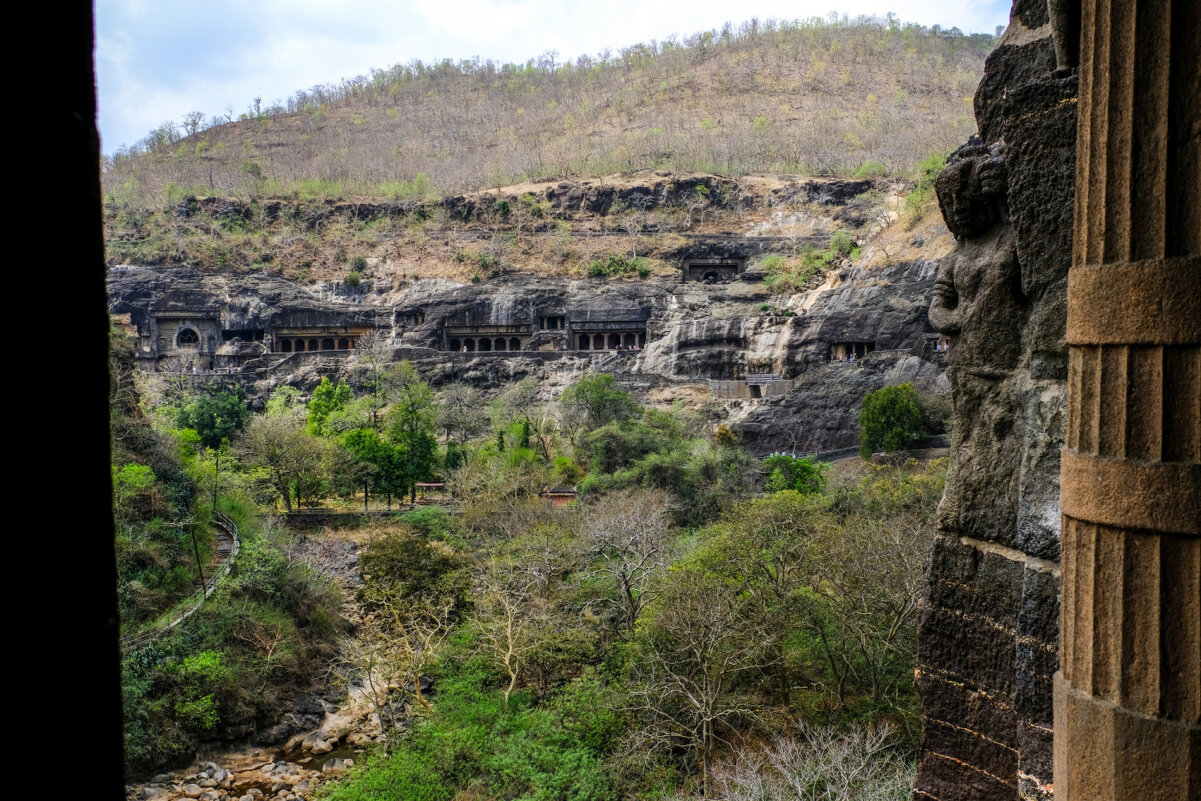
[281, 340, 292, 353]
[176, 328, 200, 349]
[449, 338, 461, 352]
[308, 339, 319, 352]
[322, 338, 334, 351]
[338, 338, 349, 350]
[510, 337, 521, 351]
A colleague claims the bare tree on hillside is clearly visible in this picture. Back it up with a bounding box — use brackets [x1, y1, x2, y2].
[583, 489, 673, 632]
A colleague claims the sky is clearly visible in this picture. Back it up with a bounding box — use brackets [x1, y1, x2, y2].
[95, 0, 1012, 154]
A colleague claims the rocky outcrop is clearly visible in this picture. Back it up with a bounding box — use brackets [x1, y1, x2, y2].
[734, 352, 947, 456]
[108, 180, 946, 452]
[108, 246, 943, 416]
[913, 5, 1076, 799]
[636, 259, 939, 380]
[127, 757, 349, 801]
[157, 174, 889, 232]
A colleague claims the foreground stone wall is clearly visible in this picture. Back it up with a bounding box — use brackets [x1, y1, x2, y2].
[914, 4, 1076, 799]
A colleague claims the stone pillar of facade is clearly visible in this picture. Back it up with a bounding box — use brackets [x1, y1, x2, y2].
[1055, 1, 1201, 799]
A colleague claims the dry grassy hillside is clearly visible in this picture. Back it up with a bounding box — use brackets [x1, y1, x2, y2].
[104, 167, 952, 292]
[104, 16, 993, 207]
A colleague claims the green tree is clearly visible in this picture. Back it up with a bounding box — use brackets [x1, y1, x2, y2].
[307, 377, 352, 436]
[858, 383, 925, 458]
[385, 361, 440, 505]
[342, 427, 385, 510]
[177, 386, 250, 450]
[560, 373, 641, 434]
[238, 414, 336, 511]
[763, 454, 828, 494]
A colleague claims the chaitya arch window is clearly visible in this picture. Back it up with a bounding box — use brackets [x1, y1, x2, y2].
[176, 328, 200, 348]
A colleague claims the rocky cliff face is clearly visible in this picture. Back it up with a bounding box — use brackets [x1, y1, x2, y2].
[109, 257, 946, 459]
[638, 259, 940, 380]
[913, 3, 1076, 799]
[734, 352, 947, 456]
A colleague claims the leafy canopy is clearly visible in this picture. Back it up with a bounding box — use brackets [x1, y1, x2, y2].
[176, 386, 250, 449]
[763, 454, 828, 494]
[858, 382, 925, 458]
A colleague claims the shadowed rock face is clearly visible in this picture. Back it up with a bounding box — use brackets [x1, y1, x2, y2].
[733, 352, 947, 456]
[108, 245, 945, 441]
[913, 9, 1076, 801]
[639, 259, 939, 380]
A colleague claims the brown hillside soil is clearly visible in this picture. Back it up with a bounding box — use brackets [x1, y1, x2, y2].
[104, 170, 934, 287]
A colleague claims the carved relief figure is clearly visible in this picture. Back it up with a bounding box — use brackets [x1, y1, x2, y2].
[930, 142, 1024, 373]
[1047, 0, 1080, 76]
[928, 142, 1027, 542]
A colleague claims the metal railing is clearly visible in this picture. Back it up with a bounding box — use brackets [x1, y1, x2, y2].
[120, 511, 241, 652]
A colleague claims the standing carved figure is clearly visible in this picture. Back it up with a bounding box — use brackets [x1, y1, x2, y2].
[1047, 0, 1080, 75]
[928, 142, 1027, 541]
[930, 142, 1024, 372]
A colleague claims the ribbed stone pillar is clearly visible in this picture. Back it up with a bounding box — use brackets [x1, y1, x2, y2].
[1056, 1, 1201, 799]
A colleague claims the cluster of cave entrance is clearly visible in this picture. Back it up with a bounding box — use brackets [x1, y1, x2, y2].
[578, 332, 646, 350]
[277, 337, 356, 353]
[447, 336, 524, 352]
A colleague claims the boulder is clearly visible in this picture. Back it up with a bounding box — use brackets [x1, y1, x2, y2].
[321, 758, 353, 774]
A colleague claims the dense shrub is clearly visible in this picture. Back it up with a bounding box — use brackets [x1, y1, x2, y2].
[763, 454, 828, 494]
[858, 383, 926, 458]
[586, 254, 649, 279]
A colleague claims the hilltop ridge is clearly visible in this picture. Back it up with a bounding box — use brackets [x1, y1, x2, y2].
[103, 16, 993, 206]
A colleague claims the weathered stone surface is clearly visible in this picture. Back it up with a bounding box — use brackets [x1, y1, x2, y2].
[109, 233, 947, 456]
[914, 7, 1074, 800]
[735, 352, 946, 456]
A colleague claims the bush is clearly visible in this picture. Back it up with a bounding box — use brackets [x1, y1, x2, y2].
[759, 254, 786, 272]
[903, 152, 948, 226]
[852, 160, 889, 178]
[829, 229, 855, 258]
[587, 254, 648, 279]
[763, 454, 828, 494]
[858, 383, 926, 458]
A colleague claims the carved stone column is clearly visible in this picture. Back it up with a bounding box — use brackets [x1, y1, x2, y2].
[1055, 1, 1201, 799]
